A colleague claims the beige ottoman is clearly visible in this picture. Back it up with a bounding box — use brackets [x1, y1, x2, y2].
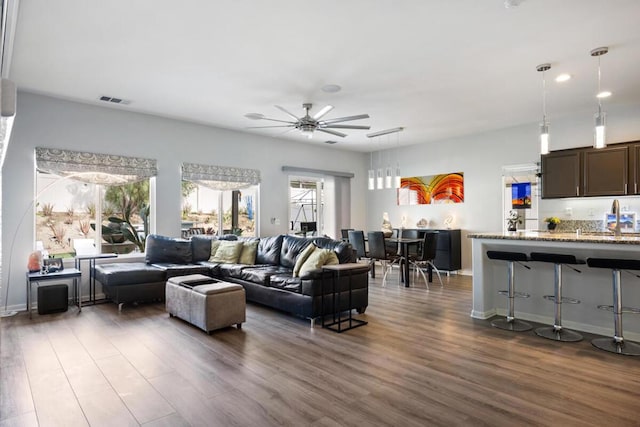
[166, 274, 246, 334]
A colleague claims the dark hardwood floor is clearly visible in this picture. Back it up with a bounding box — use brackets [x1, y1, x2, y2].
[2, 269, 639, 426]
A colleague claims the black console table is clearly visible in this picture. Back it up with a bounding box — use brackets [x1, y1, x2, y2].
[26, 268, 82, 318]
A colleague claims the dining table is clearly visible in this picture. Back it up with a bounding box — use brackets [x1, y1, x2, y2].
[385, 237, 423, 287]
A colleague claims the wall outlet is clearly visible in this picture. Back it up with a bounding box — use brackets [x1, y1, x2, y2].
[565, 207, 573, 217]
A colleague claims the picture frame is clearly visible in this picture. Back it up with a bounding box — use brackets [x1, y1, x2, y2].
[43, 257, 64, 273]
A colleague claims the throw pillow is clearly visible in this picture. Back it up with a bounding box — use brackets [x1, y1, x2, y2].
[292, 243, 317, 278]
[210, 240, 244, 263]
[239, 240, 259, 265]
[207, 240, 222, 262]
[299, 248, 339, 277]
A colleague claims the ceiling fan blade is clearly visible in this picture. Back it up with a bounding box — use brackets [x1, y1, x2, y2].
[317, 128, 347, 138]
[247, 125, 296, 129]
[320, 114, 370, 124]
[256, 117, 297, 124]
[275, 105, 301, 121]
[323, 124, 371, 130]
[312, 105, 334, 120]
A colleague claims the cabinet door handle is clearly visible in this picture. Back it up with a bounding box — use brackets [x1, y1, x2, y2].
[576, 186, 579, 196]
[625, 183, 628, 194]
[636, 183, 637, 194]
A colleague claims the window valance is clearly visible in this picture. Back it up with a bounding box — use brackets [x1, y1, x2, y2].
[35, 147, 157, 185]
[182, 162, 261, 191]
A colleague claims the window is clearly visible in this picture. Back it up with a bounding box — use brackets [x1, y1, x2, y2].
[181, 163, 260, 238]
[35, 148, 156, 256]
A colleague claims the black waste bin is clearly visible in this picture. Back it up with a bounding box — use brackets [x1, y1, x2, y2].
[37, 284, 68, 314]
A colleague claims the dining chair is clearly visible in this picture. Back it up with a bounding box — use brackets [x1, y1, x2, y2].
[341, 228, 353, 242]
[368, 231, 400, 287]
[412, 231, 444, 289]
[348, 230, 373, 276]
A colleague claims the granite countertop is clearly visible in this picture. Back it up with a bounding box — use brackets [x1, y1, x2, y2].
[467, 231, 640, 245]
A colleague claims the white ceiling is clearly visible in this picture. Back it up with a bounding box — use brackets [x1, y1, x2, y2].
[5, 0, 640, 151]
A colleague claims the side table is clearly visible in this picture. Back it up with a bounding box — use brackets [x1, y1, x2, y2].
[26, 268, 82, 318]
[321, 263, 369, 333]
[74, 253, 117, 304]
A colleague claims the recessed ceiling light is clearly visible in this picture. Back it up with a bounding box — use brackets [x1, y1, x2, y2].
[321, 84, 341, 93]
[555, 74, 571, 83]
[244, 113, 264, 120]
[597, 91, 612, 99]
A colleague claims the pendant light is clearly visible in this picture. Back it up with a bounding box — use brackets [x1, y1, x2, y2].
[367, 127, 404, 190]
[376, 146, 384, 189]
[591, 46, 609, 149]
[384, 135, 393, 188]
[394, 130, 402, 189]
[367, 149, 375, 190]
[536, 63, 551, 155]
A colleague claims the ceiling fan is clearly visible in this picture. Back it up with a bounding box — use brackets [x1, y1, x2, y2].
[245, 103, 370, 138]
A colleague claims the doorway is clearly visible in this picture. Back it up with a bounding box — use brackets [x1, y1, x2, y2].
[289, 177, 323, 236]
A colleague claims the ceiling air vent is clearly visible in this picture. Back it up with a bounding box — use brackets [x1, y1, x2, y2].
[324, 140, 337, 145]
[98, 95, 131, 105]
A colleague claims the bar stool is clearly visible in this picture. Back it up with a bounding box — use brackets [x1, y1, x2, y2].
[487, 250, 532, 331]
[586, 258, 640, 356]
[530, 252, 584, 342]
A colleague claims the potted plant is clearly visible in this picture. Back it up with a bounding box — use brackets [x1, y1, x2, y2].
[545, 216, 561, 231]
[506, 210, 522, 232]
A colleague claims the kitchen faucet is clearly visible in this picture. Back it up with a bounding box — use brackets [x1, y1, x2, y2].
[612, 199, 621, 237]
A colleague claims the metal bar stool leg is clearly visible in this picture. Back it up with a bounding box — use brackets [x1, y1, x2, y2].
[491, 260, 532, 332]
[535, 263, 582, 342]
[592, 269, 640, 356]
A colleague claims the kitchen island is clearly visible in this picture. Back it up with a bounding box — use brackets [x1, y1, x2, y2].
[469, 231, 640, 341]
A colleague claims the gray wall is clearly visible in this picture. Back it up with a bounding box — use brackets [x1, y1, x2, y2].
[1, 92, 368, 308]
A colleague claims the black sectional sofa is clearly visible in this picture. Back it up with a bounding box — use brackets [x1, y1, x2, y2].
[93, 234, 369, 322]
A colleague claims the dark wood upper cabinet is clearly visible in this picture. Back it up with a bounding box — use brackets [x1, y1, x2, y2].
[583, 146, 628, 196]
[541, 150, 581, 198]
[542, 140, 640, 199]
[628, 143, 640, 194]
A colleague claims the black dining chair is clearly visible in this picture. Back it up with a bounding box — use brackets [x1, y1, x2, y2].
[348, 230, 373, 276]
[341, 228, 353, 242]
[412, 231, 444, 289]
[368, 231, 400, 287]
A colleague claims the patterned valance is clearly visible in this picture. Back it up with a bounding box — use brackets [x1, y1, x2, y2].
[35, 147, 157, 185]
[182, 162, 260, 191]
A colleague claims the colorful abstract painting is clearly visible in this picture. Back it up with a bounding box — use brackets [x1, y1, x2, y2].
[398, 172, 464, 205]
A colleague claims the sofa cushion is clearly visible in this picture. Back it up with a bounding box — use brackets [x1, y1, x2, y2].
[218, 263, 252, 278]
[312, 237, 355, 264]
[191, 235, 218, 262]
[292, 243, 316, 278]
[239, 240, 259, 265]
[94, 262, 166, 286]
[299, 249, 339, 277]
[238, 266, 291, 286]
[210, 240, 244, 263]
[280, 235, 313, 269]
[207, 240, 222, 261]
[196, 261, 222, 276]
[145, 234, 193, 264]
[150, 263, 212, 278]
[269, 274, 302, 293]
[256, 235, 283, 265]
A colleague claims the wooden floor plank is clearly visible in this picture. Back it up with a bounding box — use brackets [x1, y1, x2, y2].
[2, 272, 640, 426]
